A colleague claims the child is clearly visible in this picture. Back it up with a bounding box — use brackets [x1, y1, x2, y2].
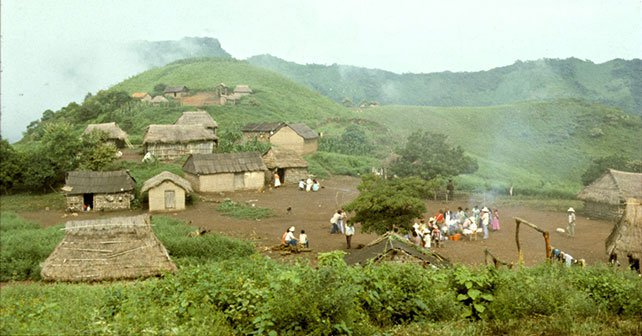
[345, 220, 355, 249]
[298, 179, 306, 191]
[299, 229, 309, 248]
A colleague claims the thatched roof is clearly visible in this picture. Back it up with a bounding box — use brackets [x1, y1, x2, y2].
[242, 122, 285, 133]
[164, 86, 188, 93]
[131, 92, 150, 99]
[183, 152, 267, 175]
[83, 122, 128, 141]
[141, 171, 193, 194]
[288, 123, 319, 140]
[577, 169, 642, 205]
[151, 95, 169, 103]
[143, 125, 218, 144]
[175, 111, 218, 129]
[40, 214, 176, 281]
[606, 198, 642, 260]
[344, 232, 451, 268]
[63, 170, 136, 195]
[262, 148, 308, 169]
[234, 85, 253, 94]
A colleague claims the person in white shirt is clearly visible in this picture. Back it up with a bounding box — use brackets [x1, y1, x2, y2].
[345, 221, 355, 249]
[285, 226, 298, 247]
[299, 230, 309, 248]
[567, 207, 576, 237]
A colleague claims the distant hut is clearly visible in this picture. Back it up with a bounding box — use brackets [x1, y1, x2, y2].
[241, 122, 319, 155]
[605, 198, 642, 265]
[577, 169, 642, 220]
[83, 122, 129, 148]
[221, 92, 243, 105]
[344, 232, 451, 268]
[63, 170, 136, 212]
[262, 148, 308, 184]
[215, 83, 228, 97]
[164, 86, 189, 98]
[151, 95, 169, 105]
[182, 152, 267, 192]
[233, 85, 253, 96]
[131, 92, 152, 102]
[143, 125, 218, 161]
[175, 110, 218, 134]
[141, 171, 193, 212]
[40, 214, 176, 281]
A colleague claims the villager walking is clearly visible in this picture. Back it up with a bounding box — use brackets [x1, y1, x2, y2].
[567, 207, 576, 237]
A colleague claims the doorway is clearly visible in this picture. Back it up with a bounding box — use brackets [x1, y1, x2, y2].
[276, 168, 286, 184]
[83, 193, 94, 209]
[164, 190, 176, 209]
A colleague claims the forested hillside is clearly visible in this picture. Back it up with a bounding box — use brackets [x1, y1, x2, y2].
[247, 55, 642, 115]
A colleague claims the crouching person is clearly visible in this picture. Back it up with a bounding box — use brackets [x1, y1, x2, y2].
[285, 226, 298, 247]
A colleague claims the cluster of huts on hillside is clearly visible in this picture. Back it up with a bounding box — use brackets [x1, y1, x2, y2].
[72, 110, 319, 213]
[131, 83, 253, 106]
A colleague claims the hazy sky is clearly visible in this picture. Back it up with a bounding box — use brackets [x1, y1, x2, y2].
[2, 0, 641, 142]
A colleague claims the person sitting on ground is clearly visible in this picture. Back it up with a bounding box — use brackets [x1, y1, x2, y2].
[306, 177, 313, 192]
[312, 179, 320, 192]
[298, 179, 306, 191]
[299, 229, 309, 248]
[285, 226, 298, 247]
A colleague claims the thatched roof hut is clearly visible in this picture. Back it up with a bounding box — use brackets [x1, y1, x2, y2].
[344, 232, 451, 268]
[63, 170, 136, 212]
[151, 95, 169, 104]
[606, 198, 642, 261]
[577, 169, 642, 220]
[233, 84, 253, 95]
[175, 111, 218, 131]
[41, 214, 177, 281]
[143, 125, 218, 161]
[83, 122, 129, 148]
[141, 171, 193, 212]
[183, 152, 267, 192]
[262, 148, 308, 184]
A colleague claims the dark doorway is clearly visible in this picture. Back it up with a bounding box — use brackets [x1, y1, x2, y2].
[83, 193, 94, 209]
[277, 168, 285, 184]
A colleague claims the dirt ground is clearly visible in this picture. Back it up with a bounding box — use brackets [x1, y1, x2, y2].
[20, 176, 615, 266]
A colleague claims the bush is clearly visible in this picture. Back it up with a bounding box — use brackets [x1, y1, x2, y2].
[152, 215, 256, 264]
[0, 212, 63, 281]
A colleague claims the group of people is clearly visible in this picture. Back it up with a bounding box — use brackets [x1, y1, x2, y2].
[280, 226, 309, 248]
[298, 177, 320, 192]
[407, 206, 501, 248]
[330, 209, 355, 248]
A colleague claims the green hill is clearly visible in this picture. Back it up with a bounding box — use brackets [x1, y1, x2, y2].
[16, 57, 642, 197]
[247, 55, 642, 115]
[127, 37, 232, 68]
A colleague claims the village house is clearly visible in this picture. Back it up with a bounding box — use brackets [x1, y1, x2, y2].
[262, 148, 309, 185]
[182, 152, 267, 193]
[174, 110, 218, 134]
[131, 92, 152, 102]
[62, 170, 136, 212]
[164, 86, 189, 98]
[577, 169, 642, 220]
[241, 122, 319, 155]
[606, 198, 642, 267]
[151, 95, 169, 105]
[143, 124, 218, 161]
[233, 84, 253, 96]
[83, 122, 130, 148]
[40, 214, 176, 281]
[141, 171, 193, 212]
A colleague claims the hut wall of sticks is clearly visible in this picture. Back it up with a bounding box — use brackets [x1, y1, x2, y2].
[577, 169, 642, 220]
[40, 214, 177, 281]
[605, 198, 642, 262]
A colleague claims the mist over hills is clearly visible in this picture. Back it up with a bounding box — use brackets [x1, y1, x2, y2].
[247, 55, 642, 115]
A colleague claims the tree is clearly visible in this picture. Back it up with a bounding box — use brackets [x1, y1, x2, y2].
[390, 130, 478, 180]
[344, 175, 437, 234]
[153, 83, 167, 96]
[581, 155, 642, 185]
[0, 139, 23, 194]
[77, 131, 118, 170]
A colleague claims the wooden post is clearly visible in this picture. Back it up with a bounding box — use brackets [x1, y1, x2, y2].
[514, 217, 551, 265]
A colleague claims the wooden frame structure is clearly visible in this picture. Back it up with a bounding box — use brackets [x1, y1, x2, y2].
[514, 217, 551, 265]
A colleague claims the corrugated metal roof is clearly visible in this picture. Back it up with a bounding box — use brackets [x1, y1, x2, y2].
[183, 152, 267, 174]
[64, 170, 136, 195]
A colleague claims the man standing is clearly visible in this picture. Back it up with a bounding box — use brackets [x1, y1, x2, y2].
[567, 208, 576, 237]
[345, 220, 355, 249]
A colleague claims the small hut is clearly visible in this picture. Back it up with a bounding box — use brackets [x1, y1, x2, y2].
[131, 92, 152, 102]
[141, 171, 193, 212]
[606, 198, 642, 261]
[63, 170, 136, 212]
[143, 124, 218, 161]
[164, 86, 189, 98]
[151, 95, 169, 104]
[344, 232, 451, 268]
[262, 148, 308, 184]
[577, 169, 642, 220]
[175, 110, 218, 134]
[242, 122, 319, 155]
[182, 152, 267, 192]
[83, 122, 130, 148]
[233, 85, 253, 96]
[40, 214, 177, 281]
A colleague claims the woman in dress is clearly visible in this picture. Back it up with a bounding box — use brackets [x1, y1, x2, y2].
[273, 172, 281, 188]
[491, 208, 500, 231]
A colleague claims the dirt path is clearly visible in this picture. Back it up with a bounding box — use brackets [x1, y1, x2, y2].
[19, 176, 615, 266]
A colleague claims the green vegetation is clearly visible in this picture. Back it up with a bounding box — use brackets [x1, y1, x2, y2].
[248, 55, 642, 115]
[581, 154, 642, 186]
[1, 259, 640, 335]
[216, 199, 274, 220]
